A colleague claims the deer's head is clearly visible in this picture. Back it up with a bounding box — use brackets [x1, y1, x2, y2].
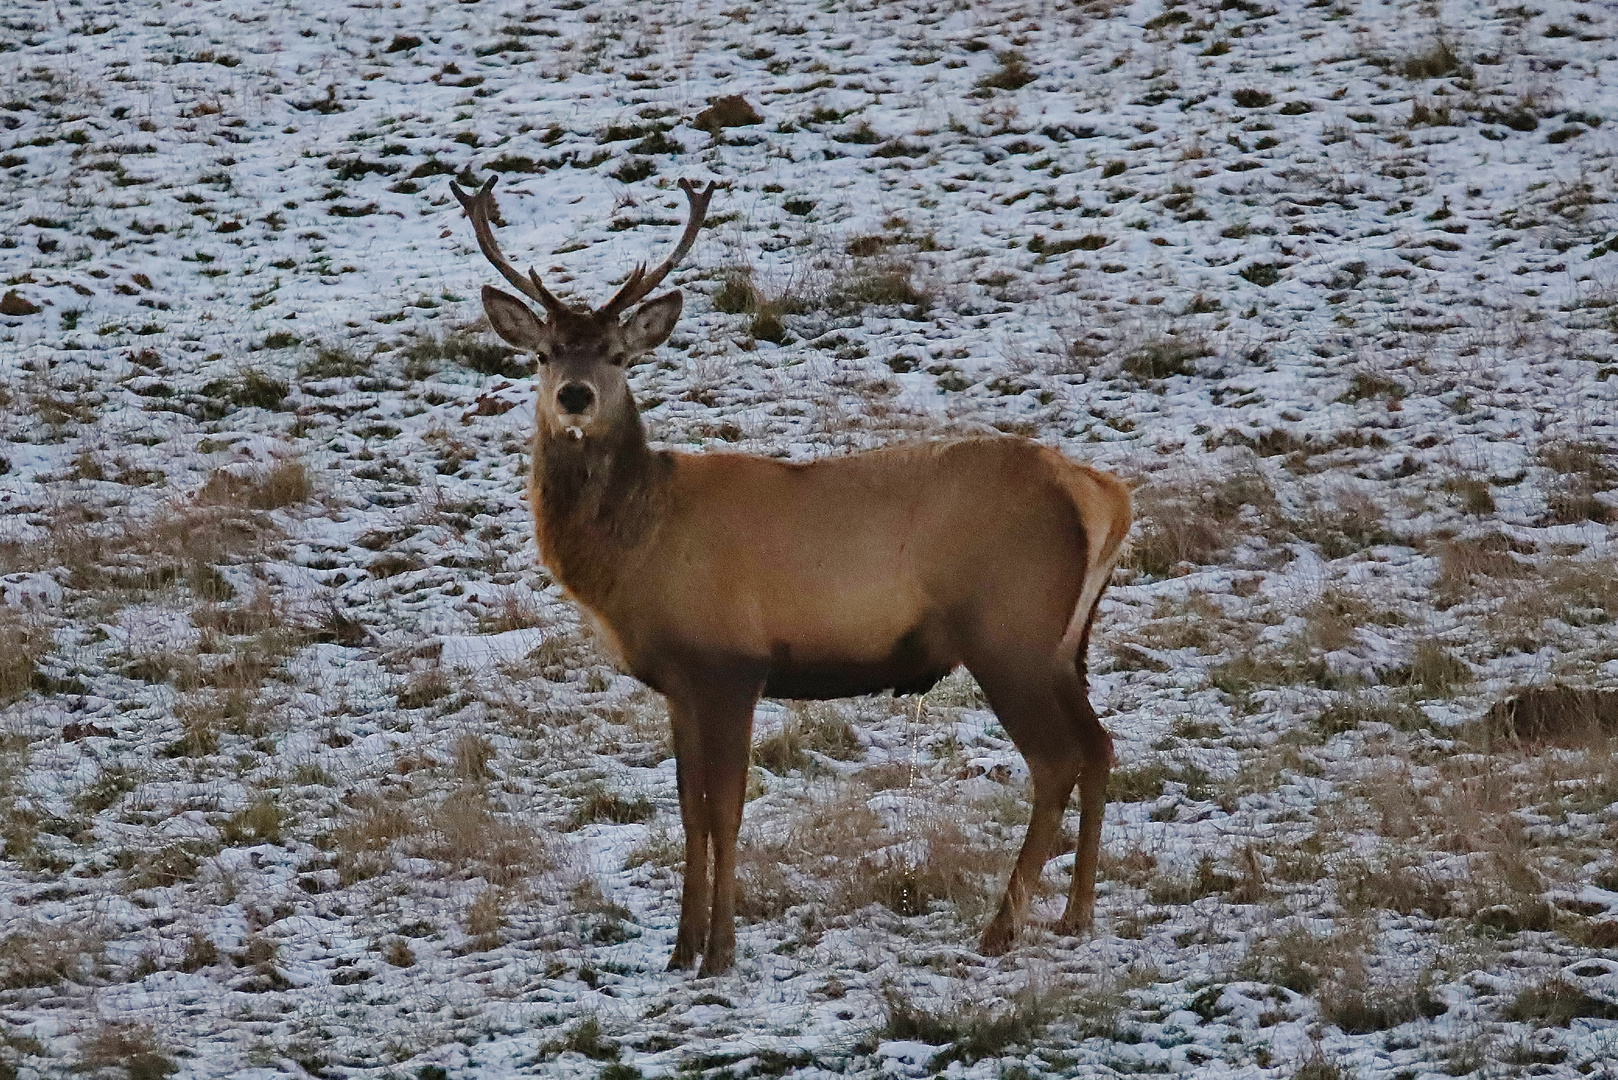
[451, 176, 716, 441]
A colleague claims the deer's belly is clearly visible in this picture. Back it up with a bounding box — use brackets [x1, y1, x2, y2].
[761, 625, 955, 700]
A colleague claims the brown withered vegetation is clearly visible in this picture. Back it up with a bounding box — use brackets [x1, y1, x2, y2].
[737, 788, 1007, 924]
[1126, 464, 1278, 577]
[196, 460, 314, 511]
[1479, 685, 1618, 745]
[0, 607, 49, 705]
[331, 790, 549, 887]
[0, 920, 102, 991]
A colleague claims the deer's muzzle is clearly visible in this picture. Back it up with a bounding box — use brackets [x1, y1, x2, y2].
[557, 382, 596, 416]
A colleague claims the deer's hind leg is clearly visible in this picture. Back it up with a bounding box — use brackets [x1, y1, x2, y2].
[969, 656, 1086, 957]
[1054, 635, 1113, 937]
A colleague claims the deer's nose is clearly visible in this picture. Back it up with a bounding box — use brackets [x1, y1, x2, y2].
[557, 382, 595, 415]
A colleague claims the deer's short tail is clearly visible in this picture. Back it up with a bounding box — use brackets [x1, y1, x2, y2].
[1044, 452, 1132, 673]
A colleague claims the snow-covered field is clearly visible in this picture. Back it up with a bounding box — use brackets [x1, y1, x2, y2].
[2, 0, 1616, 1075]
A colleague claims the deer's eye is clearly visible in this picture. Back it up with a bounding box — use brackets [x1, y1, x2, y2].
[532, 350, 551, 366]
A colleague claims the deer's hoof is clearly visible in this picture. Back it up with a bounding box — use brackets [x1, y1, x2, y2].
[1054, 913, 1094, 939]
[978, 920, 1016, 957]
[697, 952, 733, 977]
[667, 947, 696, 971]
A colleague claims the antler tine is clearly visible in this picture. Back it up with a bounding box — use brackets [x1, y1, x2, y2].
[600, 178, 719, 317]
[449, 175, 569, 318]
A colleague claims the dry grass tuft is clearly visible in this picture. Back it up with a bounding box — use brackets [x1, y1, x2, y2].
[1479, 685, 1618, 745]
[427, 791, 549, 885]
[0, 921, 101, 991]
[1300, 588, 1395, 652]
[754, 703, 863, 776]
[1503, 978, 1618, 1027]
[1119, 591, 1227, 657]
[222, 795, 283, 846]
[1537, 439, 1616, 525]
[464, 887, 506, 951]
[827, 258, 932, 317]
[0, 607, 49, 704]
[197, 460, 313, 511]
[1146, 851, 1263, 906]
[331, 796, 415, 884]
[1319, 965, 1443, 1033]
[452, 732, 496, 782]
[1482, 555, 1618, 654]
[568, 783, 654, 829]
[1434, 534, 1530, 606]
[1126, 465, 1278, 577]
[1339, 848, 1453, 918]
[78, 1022, 177, 1080]
[477, 589, 546, 634]
[120, 840, 211, 891]
[877, 980, 1093, 1068]
[396, 669, 451, 709]
[332, 790, 547, 886]
[738, 788, 1005, 923]
[711, 265, 814, 344]
[25, 487, 284, 606]
[1290, 486, 1395, 559]
[1315, 692, 1426, 735]
[1382, 640, 1471, 698]
[1240, 922, 1372, 996]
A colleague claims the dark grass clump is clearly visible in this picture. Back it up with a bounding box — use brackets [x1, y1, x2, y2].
[1503, 979, 1618, 1027]
[1120, 333, 1210, 381]
[1320, 974, 1444, 1033]
[542, 1016, 619, 1061]
[1538, 439, 1616, 524]
[569, 785, 654, 829]
[203, 367, 288, 411]
[1381, 641, 1471, 698]
[299, 344, 369, 380]
[879, 985, 1056, 1067]
[975, 51, 1036, 92]
[1401, 38, 1465, 80]
[827, 262, 930, 315]
[403, 332, 526, 380]
[710, 267, 812, 343]
[1315, 694, 1427, 736]
[753, 705, 862, 776]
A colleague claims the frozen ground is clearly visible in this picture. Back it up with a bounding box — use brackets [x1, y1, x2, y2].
[1, 0, 1617, 1076]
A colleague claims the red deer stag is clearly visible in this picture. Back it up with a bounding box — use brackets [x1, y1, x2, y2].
[450, 175, 1132, 976]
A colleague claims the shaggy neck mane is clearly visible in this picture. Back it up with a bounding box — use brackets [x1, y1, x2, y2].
[532, 399, 667, 604]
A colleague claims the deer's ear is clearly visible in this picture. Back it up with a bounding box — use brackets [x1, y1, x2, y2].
[482, 286, 546, 350]
[622, 290, 683, 356]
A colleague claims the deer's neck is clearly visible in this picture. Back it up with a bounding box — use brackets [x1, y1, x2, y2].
[530, 404, 667, 608]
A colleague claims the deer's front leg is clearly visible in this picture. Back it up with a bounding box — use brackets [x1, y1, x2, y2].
[667, 703, 709, 970]
[700, 723, 751, 976]
[666, 677, 758, 978]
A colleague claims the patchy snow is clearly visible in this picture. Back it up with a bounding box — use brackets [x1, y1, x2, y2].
[2, 0, 1617, 1076]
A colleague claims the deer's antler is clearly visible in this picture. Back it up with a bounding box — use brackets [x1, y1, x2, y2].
[449, 175, 571, 319]
[598, 178, 719, 317]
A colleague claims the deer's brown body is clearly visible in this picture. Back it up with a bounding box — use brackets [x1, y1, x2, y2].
[452, 176, 1132, 976]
